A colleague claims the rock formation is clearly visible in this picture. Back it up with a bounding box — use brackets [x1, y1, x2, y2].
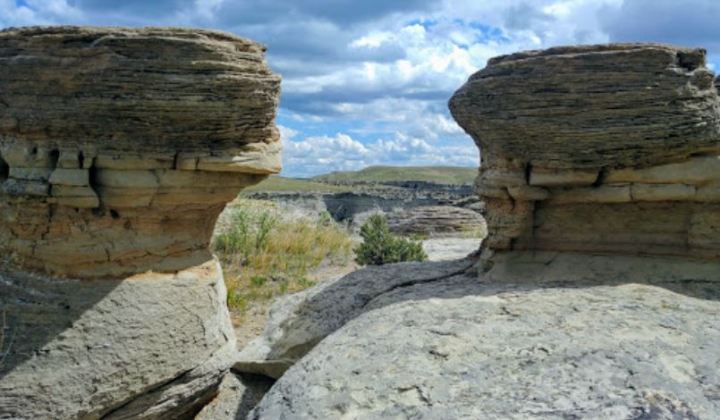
[0, 26, 280, 418]
[386, 205, 486, 236]
[229, 43, 720, 418]
[449, 44, 720, 258]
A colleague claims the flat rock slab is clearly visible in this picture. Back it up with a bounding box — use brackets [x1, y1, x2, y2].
[248, 253, 720, 419]
[423, 237, 480, 261]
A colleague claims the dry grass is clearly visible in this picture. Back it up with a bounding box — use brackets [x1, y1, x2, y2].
[213, 199, 354, 323]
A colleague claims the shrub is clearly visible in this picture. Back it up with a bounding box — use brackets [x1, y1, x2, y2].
[354, 214, 427, 265]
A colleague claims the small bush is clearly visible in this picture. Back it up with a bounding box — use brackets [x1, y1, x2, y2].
[354, 214, 427, 265]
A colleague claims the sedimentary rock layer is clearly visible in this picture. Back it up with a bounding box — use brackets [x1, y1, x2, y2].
[0, 26, 281, 154]
[0, 26, 281, 277]
[450, 44, 720, 169]
[449, 44, 720, 257]
[387, 205, 486, 236]
[0, 26, 281, 419]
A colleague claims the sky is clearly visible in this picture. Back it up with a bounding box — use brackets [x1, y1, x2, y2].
[3, 0, 720, 177]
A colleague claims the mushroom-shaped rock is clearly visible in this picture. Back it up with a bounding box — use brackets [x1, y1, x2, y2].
[0, 26, 280, 419]
[0, 26, 281, 277]
[450, 44, 720, 257]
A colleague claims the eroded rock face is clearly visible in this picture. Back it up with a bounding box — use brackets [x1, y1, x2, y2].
[0, 26, 281, 277]
[449, 44, 720, 257]
[0, 26, 280, 419]
[0, 261, 236, 419]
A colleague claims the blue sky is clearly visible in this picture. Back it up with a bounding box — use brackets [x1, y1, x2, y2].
[3, 0, 720, 177]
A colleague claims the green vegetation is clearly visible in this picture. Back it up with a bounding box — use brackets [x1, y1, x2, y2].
[312, 165, 477, 185]
[354, 214, 428, 265]
[243, 176, 349, 193]
[213, 199, 354, 320]
[241, 166, 477, 195]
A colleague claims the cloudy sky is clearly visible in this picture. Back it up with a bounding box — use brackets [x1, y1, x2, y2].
[2, 0, 720, 177]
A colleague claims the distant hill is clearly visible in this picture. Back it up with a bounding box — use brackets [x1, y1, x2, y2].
[311, 166, 477, 185]
[243, 166, 478, 194]
[243, 176, 349, 193]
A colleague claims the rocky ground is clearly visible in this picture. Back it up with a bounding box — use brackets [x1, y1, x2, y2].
[232, 240, 481, 349]
[231, 254, 720, 419]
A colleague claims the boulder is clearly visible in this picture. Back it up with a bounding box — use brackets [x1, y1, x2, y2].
[0, 26, 281, 277]
[449, 44, 720, 257]
[249, 253, 720, 419]
[0, 26, 280, 419]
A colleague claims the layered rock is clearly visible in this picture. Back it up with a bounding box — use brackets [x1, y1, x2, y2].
[0, 26, 280, 278]
[449, 44, 720, 257]
[386, 205, 486, 236]
[0, 26, 280, 419]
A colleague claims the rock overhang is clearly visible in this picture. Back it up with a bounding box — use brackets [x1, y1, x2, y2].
[449, 43, 720, 259]
[0, 26, 282, 277]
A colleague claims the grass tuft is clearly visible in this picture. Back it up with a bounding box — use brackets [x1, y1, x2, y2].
[213, 199, 353, 322]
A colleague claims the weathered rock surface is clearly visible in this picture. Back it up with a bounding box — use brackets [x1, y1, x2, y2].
[249, 254, 720, 419]
[450, 44, 720, 256]
[195, 373, 274, 420]
[0, 260, 235, 419]
[0, 26, 280, 419]
[0, 26, 281, 277]
[235, 259, 475, 379]
[449, 44, 720, 169]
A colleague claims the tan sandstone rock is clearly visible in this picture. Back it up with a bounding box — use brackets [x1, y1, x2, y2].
[0, 26, 280, 419]
[449, 44, 720, 259]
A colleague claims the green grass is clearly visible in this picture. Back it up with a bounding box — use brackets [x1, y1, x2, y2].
[242, 166, 477, 194]
[213, 199, 354, 321]
[243, 176, 349, 193]
[312, 165, 477, 185]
